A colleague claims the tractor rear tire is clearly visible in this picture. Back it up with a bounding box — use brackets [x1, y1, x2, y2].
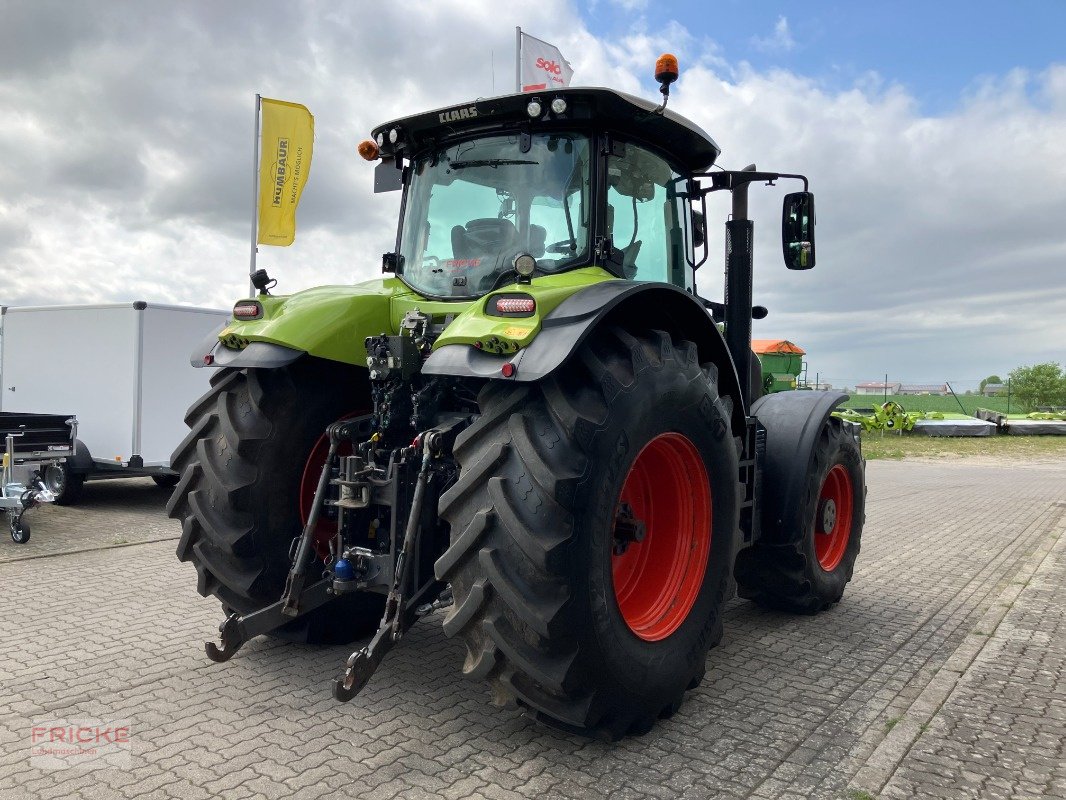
[734, 417, 864, 613]
[167, 359, 385, 645]
[436, 327, 739, 738]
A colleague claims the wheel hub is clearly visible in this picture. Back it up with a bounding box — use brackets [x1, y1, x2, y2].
[612, 502, 646, 555]
[611, 432, 711, 642]
[44, 465, 65, 494]
[814, 464, 854, 572]
[818, 497, 837, 534]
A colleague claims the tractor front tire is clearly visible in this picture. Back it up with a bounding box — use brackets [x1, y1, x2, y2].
[734, 417, 864, 613]
[167, 360, 385, 645]
[436, 328, 739, 738]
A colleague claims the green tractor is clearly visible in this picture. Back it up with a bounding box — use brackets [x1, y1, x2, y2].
[169, 58, 865, 739]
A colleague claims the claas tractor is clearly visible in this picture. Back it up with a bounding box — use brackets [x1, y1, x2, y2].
[169, 55, 865, 739]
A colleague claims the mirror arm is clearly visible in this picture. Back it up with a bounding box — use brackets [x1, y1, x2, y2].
[684, 187, 709, 271]
[692, 170, 809, 195]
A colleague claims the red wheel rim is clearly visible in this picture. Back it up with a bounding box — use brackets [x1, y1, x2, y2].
[814, 464, 854, 571]
[299, 412, 362, 559]
[611, 433, 711, 642]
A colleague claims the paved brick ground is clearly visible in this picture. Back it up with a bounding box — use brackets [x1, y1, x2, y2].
[0, 461, 1063, 800]
[868, 501, 1066, 800]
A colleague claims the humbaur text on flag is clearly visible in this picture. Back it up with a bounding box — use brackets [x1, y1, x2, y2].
[257, 98, 314, 247]
[519, 31, 574, 92]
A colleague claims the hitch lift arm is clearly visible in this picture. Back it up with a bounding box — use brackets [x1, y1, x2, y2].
[205, 418, 365, 662]
[333, 429, 441, 701]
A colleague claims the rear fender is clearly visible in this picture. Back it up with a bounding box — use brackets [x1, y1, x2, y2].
[751, 390, 853, 545]
[199, 341, 305, 369]
[189, 280, 409, 369]
[67, 439, 94, 474]
[423, 281, 745, 435]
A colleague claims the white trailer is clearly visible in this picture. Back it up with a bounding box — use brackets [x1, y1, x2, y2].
[0, 302, 228, 503]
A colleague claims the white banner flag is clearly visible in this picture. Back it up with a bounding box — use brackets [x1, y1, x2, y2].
[519, 31, 574, 92]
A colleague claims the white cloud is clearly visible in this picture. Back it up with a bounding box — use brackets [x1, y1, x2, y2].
[751, 16, 796, 54]
[1, 1, 1064, 385]
[675, 62, 1066, 383]
[601, 0, 650, 12]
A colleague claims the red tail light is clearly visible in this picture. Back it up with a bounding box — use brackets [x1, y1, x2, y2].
[492, 296, 537, 317]
[233, 301, 262, 319]
[496, 297, 534, 313]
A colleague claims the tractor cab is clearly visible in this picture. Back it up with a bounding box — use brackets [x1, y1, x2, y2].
[365, 87, 724, 299]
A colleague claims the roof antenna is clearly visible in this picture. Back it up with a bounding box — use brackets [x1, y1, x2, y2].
[653, 54, 679, 114]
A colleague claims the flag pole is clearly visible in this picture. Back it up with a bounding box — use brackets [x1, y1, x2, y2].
[515, 26, 521, 93]
[249, 93, 261, 298]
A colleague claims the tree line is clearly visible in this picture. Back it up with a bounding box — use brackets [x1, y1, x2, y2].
[987, 364, 1066, 411]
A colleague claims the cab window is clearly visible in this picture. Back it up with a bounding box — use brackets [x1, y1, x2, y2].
[606, 142, 689, 287]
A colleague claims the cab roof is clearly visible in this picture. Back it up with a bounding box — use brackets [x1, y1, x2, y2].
[371, 87, 721, 172]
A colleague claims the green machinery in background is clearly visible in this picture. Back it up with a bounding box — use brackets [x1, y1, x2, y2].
[753, 339, 806, 394]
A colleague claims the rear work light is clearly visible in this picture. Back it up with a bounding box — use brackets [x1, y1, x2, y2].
[487, 294, 536, 317]
[232, 301, 263, 320]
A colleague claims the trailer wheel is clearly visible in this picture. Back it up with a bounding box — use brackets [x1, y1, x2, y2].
[10, 515, 30, 544]
[152, 474, 180, 489]
[436, 328, 739, 738]
[43, 463, 85, 506]
[167, 359, 385, 645]
[734, 417, 864, 613]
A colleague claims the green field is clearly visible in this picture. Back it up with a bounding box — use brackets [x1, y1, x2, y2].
[841, 393, 1013, 415]
[861, 431, 1066, 460]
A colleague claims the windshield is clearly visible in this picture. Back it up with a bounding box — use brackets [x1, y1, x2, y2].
[397, 133, 591, 297]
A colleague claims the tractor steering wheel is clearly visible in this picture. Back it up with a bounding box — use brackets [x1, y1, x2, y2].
[545, 239, 578, 255]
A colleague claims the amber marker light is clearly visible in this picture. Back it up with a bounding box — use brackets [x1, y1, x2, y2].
[655, 53, 679, 85]
[357, 139, 380, 161]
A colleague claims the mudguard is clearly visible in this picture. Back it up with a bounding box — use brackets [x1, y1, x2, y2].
[422, 281, 745, 431]
[189, 281, 405, 369]
[186, 313, 307, 369]
[198, 341, 305, 369]
[750, 390, 852, 545]
[188, 321, 228, 368]
[67, 439, 94, 474]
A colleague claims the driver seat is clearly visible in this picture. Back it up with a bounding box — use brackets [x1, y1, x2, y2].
[451, 218, 518, 258]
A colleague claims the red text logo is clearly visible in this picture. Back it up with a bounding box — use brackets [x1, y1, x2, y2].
[536, 57, 562, 75]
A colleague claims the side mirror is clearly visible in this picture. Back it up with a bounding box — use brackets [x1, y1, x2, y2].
[782, 191, 816, 270]
[691, 209, 705, 248]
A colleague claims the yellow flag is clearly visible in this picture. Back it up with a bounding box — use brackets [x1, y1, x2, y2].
[257, 98, 314, 246]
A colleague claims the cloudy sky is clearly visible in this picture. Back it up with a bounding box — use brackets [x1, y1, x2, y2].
[1, 0, 1064, 388]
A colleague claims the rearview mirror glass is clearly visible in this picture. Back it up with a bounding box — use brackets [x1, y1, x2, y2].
[782, 191, 815, 270]
[691, 208, 705, 248]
